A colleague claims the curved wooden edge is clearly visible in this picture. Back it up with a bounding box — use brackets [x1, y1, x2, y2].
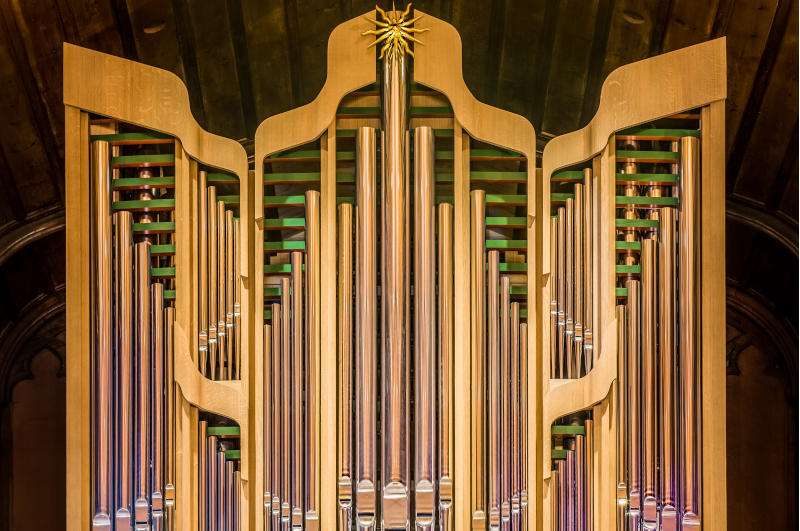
[253, 12, 376, 160]
[541, 318, 617, 479]
[62, 43, 248, 182]
[541, 37, 726, 182]
[414, 10, 537, 164]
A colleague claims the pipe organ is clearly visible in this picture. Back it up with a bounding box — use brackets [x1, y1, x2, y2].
[65, 6, 727, 531]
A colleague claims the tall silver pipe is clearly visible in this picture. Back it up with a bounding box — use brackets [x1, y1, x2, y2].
[207, 186, 218, 379]
[510, 302, 521, 530]
[152, 283, 165, 528]
[290, 249, 304, 529]
[134, 241, 151, 527]
[413, 126, 436, 530]
[305, 190, 321, 530]
[337, 203, 354, 530]
[660, 207, 678, 529]
[380, 43, 410, 530]
[115, 210, 133, 529]
[92, 140, 113, 529]
[281, 277, 292, 529]
[271, 302, 283, 530]
[500, 275, 511, 529]
[438, 202, 454, 530]
[520, 322, 529, 531]
[470, 190, 487, 526]
[264, 323, 273, 514]
[355, 126, 377, 531]
[487, 250, 501, 529]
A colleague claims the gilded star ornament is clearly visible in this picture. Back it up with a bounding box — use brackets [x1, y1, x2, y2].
[362, 3, 430, 59]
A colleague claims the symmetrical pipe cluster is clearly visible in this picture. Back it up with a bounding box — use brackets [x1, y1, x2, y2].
[91, 138, 176, 530]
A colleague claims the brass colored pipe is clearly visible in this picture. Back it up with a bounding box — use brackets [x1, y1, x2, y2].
[413, 126, 436, 529]
[582, 168, 594, 370]
[152, 283, 165, 526]
[217, 201, 227, 380]
[381, 47, 410, 529]
[510, 302, 521, 530]
[626, 279, 641, 526]
[556, 207, 566, 379]
[164, 306, 175, 511]
[565, 198, 574, 379]
[234, 217, 241, 380]
[226, 461, 234, 530]
[207, 434, 217, 530]
[305, 190, 321, 529]
[92, 140, 113, 529]
[115, 210, 133, 527]
[355, 125, 377, 531]
[217, 447, 225, 530]
[264, 323, 272, 512]
[584, 418, 593, 531]
[208, 186, 218, 380]
[469, 189, 487, 526]
[437, 201, 454, 531]
[290, 249, 304, 528]
[199, 421, 207, 531]
[520, 322, 529, 531]
[574, 184, 584, 375]
[575, 433, 585, 531]
[134, 241, 151, 526]
[337, 202, 354, 530]
[500, 275, 511, 528]
[226, 210, 235, 379]
[550, 217, 558, 379]
[659, 207, 678, 528]
[615, 305, 628, 522]
[557, 458, 566, 531]
[551, 466, 560, 531]
[565, 442, 575, 530]
[271, 302, 283, 529]
[487, 250, 501, 529]
[642, 237, 658, 526]
[281, 277, 292, 529]
[199, 171, 208, 375]
[679, 136, 700, 528]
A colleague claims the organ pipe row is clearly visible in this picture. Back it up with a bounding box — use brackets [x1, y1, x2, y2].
[198, 421, 241, 531]
[550, 418, 593, 531]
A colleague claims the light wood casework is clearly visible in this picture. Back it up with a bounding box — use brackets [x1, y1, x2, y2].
[65, 7, 726, 531]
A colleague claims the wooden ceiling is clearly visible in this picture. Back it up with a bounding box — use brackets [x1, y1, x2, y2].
[0, 0, 795, 354]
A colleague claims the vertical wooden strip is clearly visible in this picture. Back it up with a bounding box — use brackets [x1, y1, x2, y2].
[452, 120, 471, 530]
[66, 105, 90, 531]
[700, 102, 727, 531]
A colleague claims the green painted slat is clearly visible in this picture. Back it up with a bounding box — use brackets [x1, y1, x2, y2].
[265, 172, 320, 183]
[616, 265, 641, 274]
[337, 106, 453, 116]
[435, 173, 454, 183]
[268, 149, 320, 159]
[133, 221, 175, 233]
[207, 426, 240, 436]
[112, 176, 175, 189]
[520, 309, 528, 319]
[151, 244, 176, 255]
[616, 150, 679, 161]
[499, 262, 527, 272]
[265, 308, 272, 319]
[470, 171, 527, 183]
[150, 266, 175, 278]
[615, 219, 658, 228]
[615, 241, 642, 251]
[218, 195, 240, 206]
[552, 448, 568, 460]
[206, 173, 238, 184]
[264, 264, 293, 274]
[111, 153, 175, 166]
[486, 194, 527, 206]
[486, 216, 526, 227]
[337, 128, 453, 138]
[552, 425, 586, 436]
[112, 198, 175, 211]
[263, 217, 305, 229]
[265, 286, 282, 297]
[164, 290, 176, 300]
[616, 287, 629, 298]
[550, 193, 574, 202]
[486, 239, 527, 250]
[551, 170, 584, 182]
[225, 450, 241, 460]
[510, 285, 527, 296]
[617, 127, 700, 138]
[337, 197, 355, 205]
[615, 173, 679, 184]
[471, 148, 524, 158]
[615, 196, 679, 206]
[264, 195, 305, 207]
[91, 132, 172, 143]
[264, 240, 306, 252]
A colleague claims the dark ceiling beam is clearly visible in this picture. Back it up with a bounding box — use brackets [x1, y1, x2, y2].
[0, 208, 63, 268]
[647, 0, 674, 56]
[579, 0, 615, 127]
[0, 0, 65, 201]
[283, 0, 303, 107]
[725, 0, 792, 194]
[226, 0, 257, 137]
[171, 0, 207, 126]
[710, 0, 736, 37]
[0, 147, 25, 221]
[727, 197, 798, 257]
[766, 121, 798, 211]
[110, 0, 139, 59]
[483, 0, 507, 102]
[528, 0, 559, 130]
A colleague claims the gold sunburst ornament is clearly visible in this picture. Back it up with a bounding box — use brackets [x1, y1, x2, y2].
[362, 2, 430, 59]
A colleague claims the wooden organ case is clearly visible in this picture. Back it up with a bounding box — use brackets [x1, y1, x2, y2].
[64, 7, 727, 531]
